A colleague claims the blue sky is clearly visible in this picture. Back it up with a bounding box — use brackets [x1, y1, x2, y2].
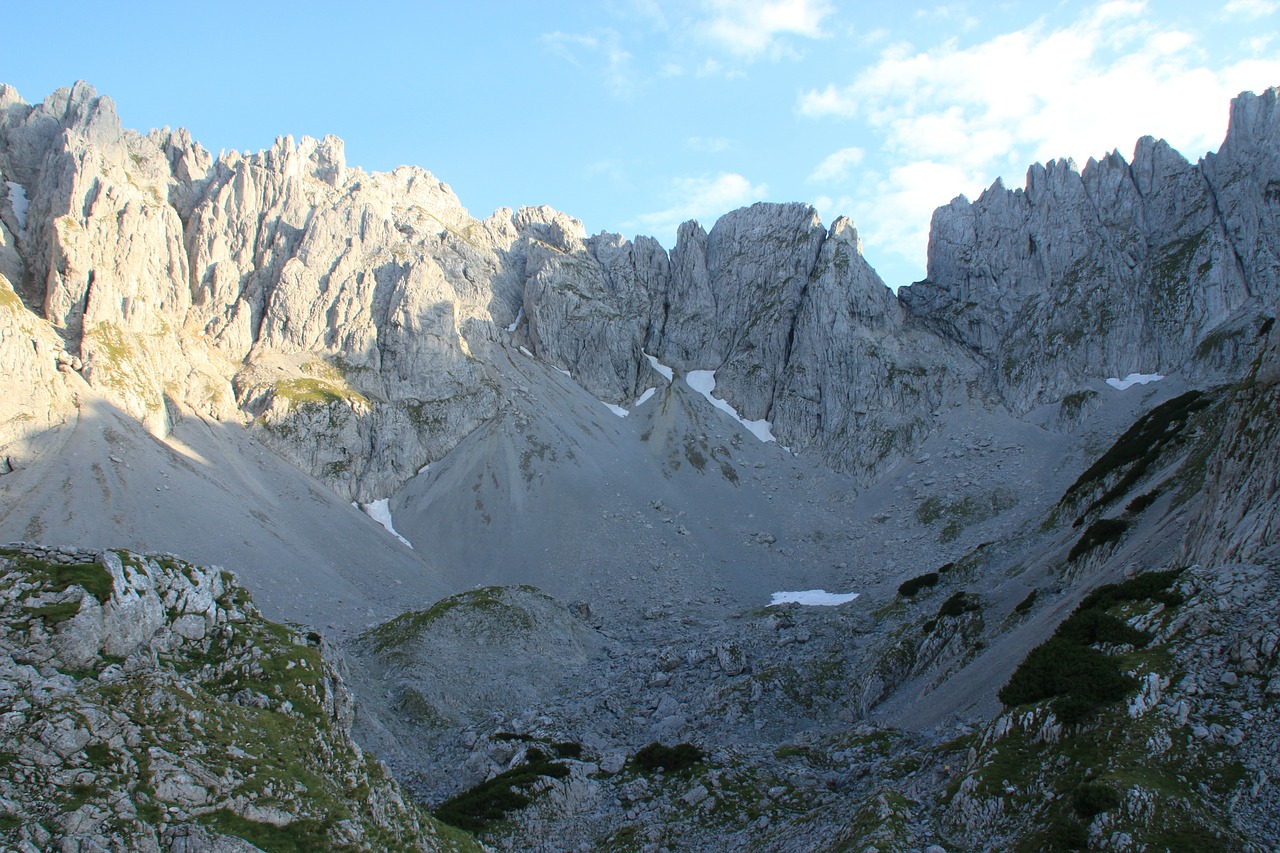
[4, 1, 1278, 288]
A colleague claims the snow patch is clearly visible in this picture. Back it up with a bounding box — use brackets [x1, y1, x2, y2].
[361, 499, 413, 548]
[418, 463, 430, 475]
[686, 370, 776, 443]
[519, 346, 534, 358]
[769, 590, 860, 607]
[603, 401, 629, 418]
[634, 387, 656, 407]
[506, 306, 524, 332]
[1106, 373, 1164, 391]
[556, 367, 571, 377]
[644, 352, 674, 382]
[6, 181, 29, 236]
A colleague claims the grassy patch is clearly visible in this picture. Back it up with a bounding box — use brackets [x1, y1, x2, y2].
[11, 554, 113, 604]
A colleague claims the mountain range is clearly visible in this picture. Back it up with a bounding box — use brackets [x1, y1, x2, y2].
[1, 81, 1278, 851]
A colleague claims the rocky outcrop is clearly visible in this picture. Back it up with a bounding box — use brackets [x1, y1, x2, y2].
[1184, 323, 1280, 564]
[0, 543, 477, 852]
[902, 86, 1280, 413]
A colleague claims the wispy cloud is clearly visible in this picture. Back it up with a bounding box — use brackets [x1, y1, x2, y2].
[797, 0, 1280, 274]
[631, 172, 768, 246]
[807, 145, 864, 183]
[1221, 0, 1278, 19]
[541, 29, 636, 96]
[686, 136, 732, 153]
[696, 0, 835, 59]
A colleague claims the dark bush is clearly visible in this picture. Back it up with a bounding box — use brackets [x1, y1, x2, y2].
[1014, 590, 1038, 614]
[999, 569, 1184, 723]
[552, 742, 583, 759]
[631, 742, 705, 774]
[1043, 813, 1089, 850]
[1055, 609, 1149, 648]
[898, 572, 940, 598]
[1068, 517, 1130, 562]
[435, 753, 570, 832]
[1125, 489, 1160, 515]
[1072, 782, 1122, 818]
[1063, 390, 1211, 513]
[937, 591, 979, 618]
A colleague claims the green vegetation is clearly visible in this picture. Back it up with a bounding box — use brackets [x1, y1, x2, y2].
[1014, 590, 1038, 614]
[937, 591, 980, 619]
[631, 742, 706, 775]
[1059, 389, 1099, 421]
[434, 752, 571, 833]
[1000, 569, 1183, 723]
[916, 489, 1017, 542]
[7, 552, 114, 605]
[898, 572, 940, 598]
[1072, 782, 1122, 818]
[1068, 517, 1130, 562]
[1062, 390, 1213, 516]
[361, 587, 537, 655]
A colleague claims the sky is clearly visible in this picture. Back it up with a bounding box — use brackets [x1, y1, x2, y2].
[3, 0, 1278, 288]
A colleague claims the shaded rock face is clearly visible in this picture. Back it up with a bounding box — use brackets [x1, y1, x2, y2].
[1, 81, 1278, 501]
[901, 87, 1280, 413]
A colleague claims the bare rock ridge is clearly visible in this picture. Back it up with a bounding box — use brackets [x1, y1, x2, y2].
[902, 88, 1280, 412]
[3, 81, 1276, 502]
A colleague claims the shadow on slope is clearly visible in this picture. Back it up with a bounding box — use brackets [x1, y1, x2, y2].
[0, 393, 452, 632]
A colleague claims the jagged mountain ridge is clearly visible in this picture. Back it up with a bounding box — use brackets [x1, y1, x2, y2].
[3, 82, 1276, 506]
[2, 80, 1279, 852]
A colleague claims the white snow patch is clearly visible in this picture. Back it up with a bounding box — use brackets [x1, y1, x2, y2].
[603, 401, 629, 418]
[506, 306, 524, 332]
[769, 590, 860, 607]
[634, 387, 656, 407]
[556, 367, 572, 377]
[519, 346, 535, 358]
[686, 370, 776, 443]
[6, 181, 29, 236]
[1106, 373, 1164, 391]
[644, 352, 674, 382]
[418, 463, 430, 475]
[361, 499, 413, 548]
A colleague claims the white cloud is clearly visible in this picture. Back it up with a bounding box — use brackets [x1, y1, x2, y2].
[696, 0, 834, 59]
[1222, 0, 1278, 18]
[687, 136, 731, 153]
[631, 172, 768, 246]
[797, 0, 1280, 277]
[807, 145, 865, 183]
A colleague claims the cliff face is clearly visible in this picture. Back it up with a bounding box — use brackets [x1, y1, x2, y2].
[1, 82, 1277, 502]
[900, 88, 1280, 413]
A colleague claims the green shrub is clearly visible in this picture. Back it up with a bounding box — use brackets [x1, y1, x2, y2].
[434, 753, 570, 832]
[1068, 517, 1129, 562]
[1125, 489, 1160, 514]
[1072, 782, 1122, 817]
[999, 569, 1184, 723]
[1062, 390, 1211, 513]
[937, 591, 979, 618]
[631, 742, 705, 774]
[1014, 590, 1038, 614]
[898, 572, 940, 598]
